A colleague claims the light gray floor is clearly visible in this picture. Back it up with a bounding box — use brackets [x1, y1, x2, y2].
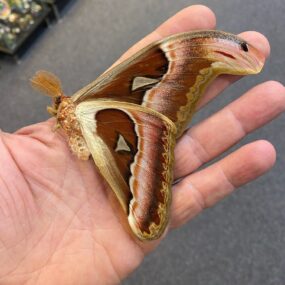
[0, 1, 284, 284]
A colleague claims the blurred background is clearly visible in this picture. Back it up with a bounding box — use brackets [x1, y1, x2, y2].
[0, 1, 284, 284]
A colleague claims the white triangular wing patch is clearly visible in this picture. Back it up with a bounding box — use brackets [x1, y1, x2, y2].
[115, 134, 131, 152]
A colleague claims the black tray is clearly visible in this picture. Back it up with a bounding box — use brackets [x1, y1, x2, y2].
[0, 5, 51, 55]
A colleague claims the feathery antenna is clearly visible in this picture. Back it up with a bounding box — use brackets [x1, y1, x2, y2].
[30, 70, 63, 98]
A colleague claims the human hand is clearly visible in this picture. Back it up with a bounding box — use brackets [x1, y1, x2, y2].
[0, 5, 284, 285]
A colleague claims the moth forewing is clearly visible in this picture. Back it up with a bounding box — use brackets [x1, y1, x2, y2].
[71, 30, 264, 138]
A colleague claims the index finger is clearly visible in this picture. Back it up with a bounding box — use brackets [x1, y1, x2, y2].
[108, 5, 216, 69]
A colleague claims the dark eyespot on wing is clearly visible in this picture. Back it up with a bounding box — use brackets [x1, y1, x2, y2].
[241, 42, 249, 52]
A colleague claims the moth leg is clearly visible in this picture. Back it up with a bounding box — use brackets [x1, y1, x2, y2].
[47, 106, 58, 116]
[52, 123, 61, 132]
[69, 135, 91, 160]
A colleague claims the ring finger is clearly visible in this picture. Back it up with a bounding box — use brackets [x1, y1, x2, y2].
[174, 80, 285, 179]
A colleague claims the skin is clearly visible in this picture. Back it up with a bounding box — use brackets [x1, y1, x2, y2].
[0, 5, 285, 285]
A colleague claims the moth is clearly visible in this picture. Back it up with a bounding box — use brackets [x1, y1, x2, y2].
[31, 30, 264, 241]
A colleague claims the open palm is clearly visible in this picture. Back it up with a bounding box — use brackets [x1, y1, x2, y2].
[0, 5, 284, 285]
